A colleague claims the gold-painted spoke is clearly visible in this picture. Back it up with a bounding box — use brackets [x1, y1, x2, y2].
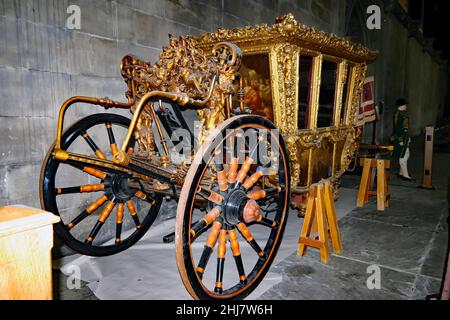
[196, 186, 223, 205]
[236, 222, 266, 259]
[81, 131, 107, 160]
[216, 170, 228, 193]
[126, 200, 141, 229]
[247, 186, 282, 201]
[115, 202, 124, 244]
[214, 229, 227, 293]
[196, 220, 222, 279]
[105, 123, 119, 156]
[66, 194, 109, 230]
[190, 207, 221, 239]
[85, 200, 116, 244]
[227, 157, 239, 184]
[257, 217, 279, 229]
[56, 183, 105, 195]
[236, 156, 254, 184]
[229, 228, 247, 285]
[82, 166, 108, 180]
[242, 170, 264, 190]
[134, 190, 156, 205]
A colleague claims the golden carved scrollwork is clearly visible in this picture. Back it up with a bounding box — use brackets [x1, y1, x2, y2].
[346, 63, 367, 126]
[189, 14, 373, 190]
[120, 36, 242, 152]
[274, 43, 299, 130]
[336, 128, 358, 178]
[190, 14, 377, 63]
[121, 14, 373, 191]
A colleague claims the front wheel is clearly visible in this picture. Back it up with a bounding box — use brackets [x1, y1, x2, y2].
[40, 113, 162, 256]
[175, 115, 291, 299]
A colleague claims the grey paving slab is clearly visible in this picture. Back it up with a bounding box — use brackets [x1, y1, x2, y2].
[347, 197, 445, 233]
[409, 275, 443, 300]
[260, 250, 416, 300]
[337, 216, 434, 274]
[53, 270, 98, 300]
[420, 230, 449, 279]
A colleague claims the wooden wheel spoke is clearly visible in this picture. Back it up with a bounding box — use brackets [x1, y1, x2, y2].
[127, 138, 136, 155]
[229, 229, 247, 285]
[247, 186, 282, 200]
[105, 122, 118, 155]
[214, 229, 227, 294]
[196, 220, 222, 279]
[82, 166, 108, 180]
[257, 217, 279, 229]
[85, 199, 116, 244]
[237, 223, 267, 259]
[190, 207, 221, 239]
[81, 131, 107, 160]
[243, 170, 264, 190]
[227, 157, 239, 184]
[134, 189, 156, 205]
[66, 194, 109, 230]
[236, 156, 254, 185]
[115, 202, 124, 244]
[126, 200, 141, 229]
[196, 186, 223, 205]
[56, 183, 105, 195]
[213, 148, 228, 193]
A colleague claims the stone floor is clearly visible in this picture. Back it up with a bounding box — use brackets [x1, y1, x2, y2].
[260, 139, 450, 300]
[52, 137, 450, 300]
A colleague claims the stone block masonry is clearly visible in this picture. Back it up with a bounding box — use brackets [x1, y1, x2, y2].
[0, 0, 345, 242]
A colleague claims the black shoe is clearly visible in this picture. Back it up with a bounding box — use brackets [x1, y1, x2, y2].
[399, 175, 416, 182]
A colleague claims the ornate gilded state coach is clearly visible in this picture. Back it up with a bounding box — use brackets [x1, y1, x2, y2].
[40, 14, 376, 299]
[190, 13, 377, 198]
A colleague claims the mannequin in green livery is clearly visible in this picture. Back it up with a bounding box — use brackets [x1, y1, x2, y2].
[391, 98, 415, 182]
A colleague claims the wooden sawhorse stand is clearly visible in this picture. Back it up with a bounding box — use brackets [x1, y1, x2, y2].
[357, 158, 390, 211]
[297, 180, 343, 264]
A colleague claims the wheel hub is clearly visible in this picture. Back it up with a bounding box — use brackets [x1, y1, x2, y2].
[222, 189, 247, 226]
[110, 174, 134, 201]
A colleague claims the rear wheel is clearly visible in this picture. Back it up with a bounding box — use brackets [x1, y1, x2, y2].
[175, 115, 290, 299]
[40, 113, 162, 256]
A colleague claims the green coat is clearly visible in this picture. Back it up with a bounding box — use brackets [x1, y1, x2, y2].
[391, 110, 409, 158]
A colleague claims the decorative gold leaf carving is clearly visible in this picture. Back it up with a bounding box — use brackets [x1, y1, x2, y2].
[120, 36, 242, 151]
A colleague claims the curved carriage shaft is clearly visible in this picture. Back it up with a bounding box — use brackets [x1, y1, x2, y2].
[57, 117, 177, 191]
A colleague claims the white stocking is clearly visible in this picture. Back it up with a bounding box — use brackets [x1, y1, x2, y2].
[399, 147, 410, 178]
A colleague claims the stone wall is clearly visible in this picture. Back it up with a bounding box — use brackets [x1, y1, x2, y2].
[348, 0, 448, 142]
[0, 0, 346, 209]
[2, 0, 447, 208]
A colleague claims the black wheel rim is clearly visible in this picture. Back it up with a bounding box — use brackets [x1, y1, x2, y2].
[40, 113, 161, 256]
[176, 115, 290, 299]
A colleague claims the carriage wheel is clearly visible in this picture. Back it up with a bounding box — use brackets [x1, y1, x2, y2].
[175, 115, 290, 299]
[40, 113, 162, 256]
